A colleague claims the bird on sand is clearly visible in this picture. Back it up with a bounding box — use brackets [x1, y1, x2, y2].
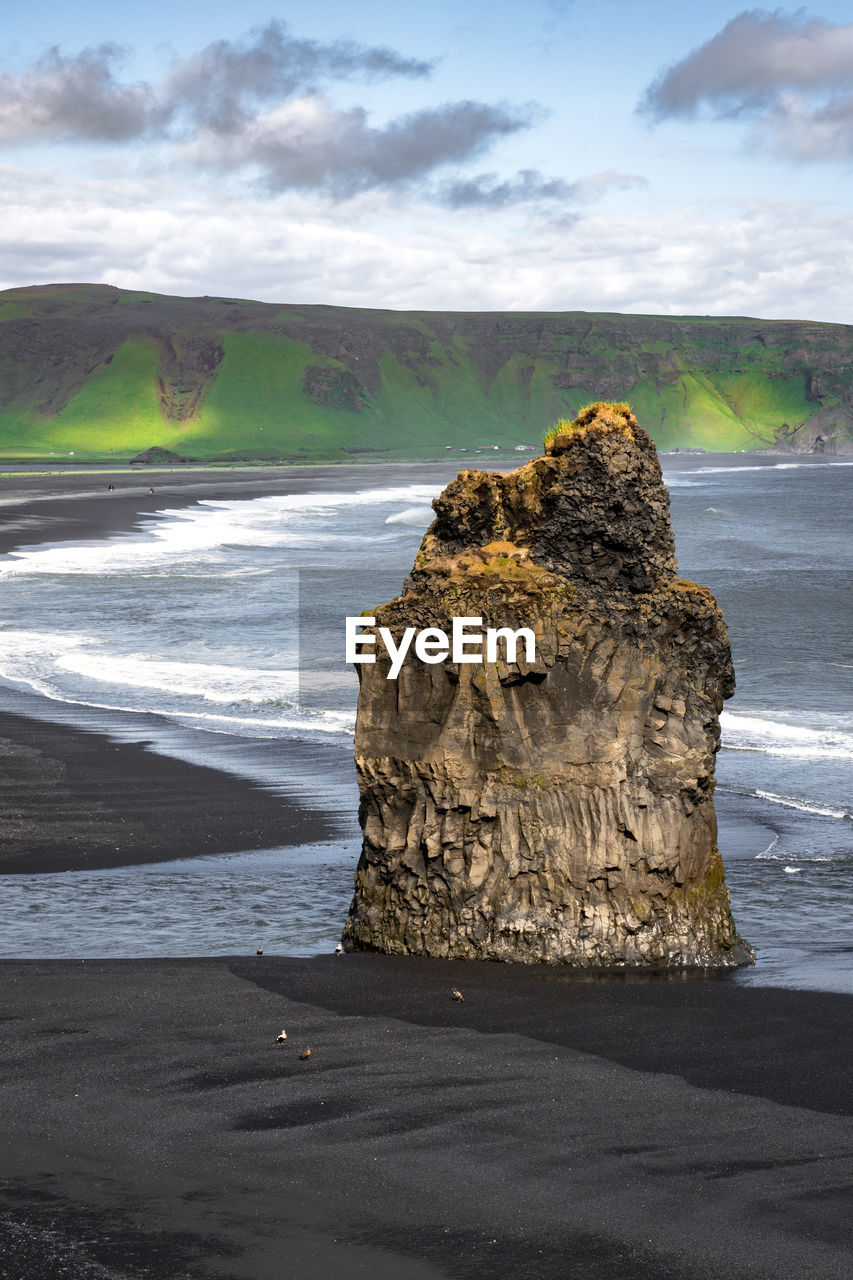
[276, 1030, 287, 1044]
[299, 1047, 311, 1060]
[256, 947, 263, 955]
[334, 944, 343, 955]
[452, 988, 464, 1002]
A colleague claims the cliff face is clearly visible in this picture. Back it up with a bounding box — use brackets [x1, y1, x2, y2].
[343, 403, 753, 968]
[2, 284, 853, 459]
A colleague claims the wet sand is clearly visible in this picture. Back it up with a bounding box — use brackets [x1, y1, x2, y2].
[0, 710, 339, 874]
[1, 956, 851, 1280]
[0, 463, 393, 873]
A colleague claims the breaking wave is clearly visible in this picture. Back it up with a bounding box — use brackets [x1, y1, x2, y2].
[721, 712, 853, 762]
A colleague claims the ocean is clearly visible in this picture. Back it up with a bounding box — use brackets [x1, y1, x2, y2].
[0, 456, 850, 992]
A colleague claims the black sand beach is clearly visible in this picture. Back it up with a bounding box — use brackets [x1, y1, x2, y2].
[0, 464, 378, 873]
[0, 462, 462, 558]
[1, 956, 852, 1280]
[0, 710, 338, 874]
[1, 464, 851, 1277]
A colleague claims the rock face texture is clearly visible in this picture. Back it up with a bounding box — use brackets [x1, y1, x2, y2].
[343, 403, 753, 967]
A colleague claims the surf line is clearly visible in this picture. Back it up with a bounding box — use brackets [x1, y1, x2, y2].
[346, 616, 536, 680]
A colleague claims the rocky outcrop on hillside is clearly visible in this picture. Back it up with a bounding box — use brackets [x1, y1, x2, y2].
[128, 447, 198, 464]
[772, 403, 853, 454]
[302, 364, 367, 411]
[343, 403, 753, 967]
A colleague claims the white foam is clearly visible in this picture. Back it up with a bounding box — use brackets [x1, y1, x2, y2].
[682, 460, 853, 476]
[773, 461, 853, 469]
[755, 790, 851, 821]
[671, 466, 752, 477]
[0, 630, 355, 738]
[758, 851, 835, 863]
[385, 505, 435, 527]
[163, 705, 356, 737]
[56, 651, 300, 706]
[0, 483, 443, 577]
[784, 866, 803, 874]
[0, 670, 356, 739]
[721, 711, 853, 761]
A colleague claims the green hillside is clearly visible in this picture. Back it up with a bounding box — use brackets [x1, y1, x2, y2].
[1, 283, 852, 462]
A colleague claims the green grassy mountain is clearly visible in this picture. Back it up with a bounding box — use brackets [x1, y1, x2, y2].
[1, 282, 852, 462]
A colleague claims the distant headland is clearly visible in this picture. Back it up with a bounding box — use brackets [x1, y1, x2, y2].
[1, 282, 852, 463]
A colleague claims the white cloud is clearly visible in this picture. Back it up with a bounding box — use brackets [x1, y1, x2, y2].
[0, 45, 151, 144]
[755, 88, 853, 162]
[641, 11, 853, 118]
[160, 21, 433, 133]
[0, 23, 433, 147]
[180, 93, 536, 196]
[569, 171, 649, 202]
[1, 172, 851, 323]
[435, 168, 572, 208]
[641, 9, 853, 163]
[0, 24, 558, 203]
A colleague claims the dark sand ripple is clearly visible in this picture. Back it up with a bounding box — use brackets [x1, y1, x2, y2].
[1, 957, 851, 1279]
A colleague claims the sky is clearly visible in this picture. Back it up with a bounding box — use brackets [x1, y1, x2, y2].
[2, 1, 853, 320]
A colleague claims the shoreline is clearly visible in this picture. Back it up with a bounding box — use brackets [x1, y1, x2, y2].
[3, 452, 849, 558]
[0, 708, 341, 874]
[0, 464, 851, 1275]
[0, 463, 373, 878]
[1, 955, 851, 1279]
[0, 461, 467, 558]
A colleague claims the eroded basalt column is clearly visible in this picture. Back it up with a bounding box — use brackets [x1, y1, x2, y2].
[342, 403, 753, 967]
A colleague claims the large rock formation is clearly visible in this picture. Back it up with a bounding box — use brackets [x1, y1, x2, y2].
[342, 403, 753, 968]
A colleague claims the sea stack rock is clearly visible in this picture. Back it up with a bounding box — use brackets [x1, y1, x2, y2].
[343, 403, 753, 968]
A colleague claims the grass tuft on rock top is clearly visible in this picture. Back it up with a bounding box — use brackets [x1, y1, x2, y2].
[544, 401, 638, 453]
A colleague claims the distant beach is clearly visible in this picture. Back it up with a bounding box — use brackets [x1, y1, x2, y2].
[0, 460, 466, 556]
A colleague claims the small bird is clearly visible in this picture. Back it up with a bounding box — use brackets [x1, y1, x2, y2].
[276, 1029, 287, 1044]
[452, 988, 464, 1002]
[299, 1047, 311, 1060]
[334, 944, 343, 956]
[256, 947, 263, 956]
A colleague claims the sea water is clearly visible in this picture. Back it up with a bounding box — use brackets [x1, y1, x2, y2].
[0, 458, 850, 991]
